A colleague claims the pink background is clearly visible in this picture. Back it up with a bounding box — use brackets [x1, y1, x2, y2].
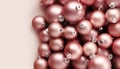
[0, 0, 42, 69]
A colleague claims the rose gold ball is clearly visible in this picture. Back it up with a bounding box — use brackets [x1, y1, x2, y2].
[97, 33, 113, 49]
[39, 28, 50, 42]
[113, 56, 120, 69]
[63, 0, 85, 23]
[48, 22, 64, 38]
[112, 38, 120, 56]
[106, 8, 120, 23]
[48, 53, 68, 69]
[34, 57, 48, 69]
[64, 41, 83, 60]
[88, 55, 112, 69]
[108, 22, 120, 37]
[64, 26, 78, 40]
[90, 11, 105, 28]
[81, 0, 95, 6]
[38, 43, 51, 58]
[49, 38, 64, 51]
[83, 42, 97, 56]
[72, 56, 88, 69]
[41, 0, 55, 6]
[77, 20, 92, 35]
[32, 15, 46, 31]
[45, 4, 63, 23]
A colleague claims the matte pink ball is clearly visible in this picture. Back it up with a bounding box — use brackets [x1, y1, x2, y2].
[83, 42, 97, 56]
[90, 11, 105, 28]
[98, 47, 110, 57]
[106, 0, 120, 8]
[39, 28, 50, 42]
[72, 56, 88, 69]
[63, 0, 85, 23]
[77, 20, 92, 35]
[97, 33, 113, 49]
[106, 8, 120, 23]
[32, 15, 46, 31]
[34, 57, 48, 69]
[48, 22, 64, 38]
[41, 0, 55, 6]
[113, 56, 120, 69]
[108, 22, 120, 37]
[81, 0, 95, 6]
[49, 38, 64, 51]
[88, 55, 112, 69]
[64, 26, 78, 40]
[64, 41, 83, 60]
[48, 53, 68, 69]
[112, 38, 120, 56]
[45, 4, 63, 23]
[38, 43, 51, 58]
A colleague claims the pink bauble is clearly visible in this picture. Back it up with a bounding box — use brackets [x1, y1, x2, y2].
[63, 0, 85, 23]
[48, 53, 68, 69]
[45, 4, 63, 23]
[64, 26, 78, 40]
[48, 22, 64, 38]
[108, 22, 120, 37]
[64, 41, 83, 60]
[88, 55, 111, 69]
[32, 15, 46, 31]
[34, 57, 48, 69]
[72, 56, 88, 69]
[77, 20, 92, 35]
[106, 8, 120, 23]
[97, 33, 113, 49]
[38, 43, 51, 58]
[83, 42, 97, 56]
[113, 56, 120, 69]
[39, 28, 50, 42]
[106, 0, 120, 8]
[90, 11, 105, 28]
[49, 38, 64, 51]
[112, 38, 120, 56]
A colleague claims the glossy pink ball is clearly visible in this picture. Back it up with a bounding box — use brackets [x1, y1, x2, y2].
[48, 22, 64, 38]
[106, 8, 120, 23]
[77, 20, 92, 35]
[88, 55, 112, 69]
[81, 0, 95, 6]
[48, 53, 68, 69]
[45, 4, 63, 23]
[63, 0, 85, 23]
[64, 26, 78, 40]
[108, 22, 120, 37]
[64, 41, 83, 60]
[90, 11, 105, 28]
[83, 42, 97, 56]
[49, 38, 64, 51]
[113, 56, 120, 69]
[32, 15, 46, 31]
[112, 38, 120, 56]
[38, 43, 51, 58]
[34, 57, 48, 69]
[41, 0, 55, 6]
[39, 28, 50, 42]
[72, 56, 88, 69]
[97, 33, 113, 49]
